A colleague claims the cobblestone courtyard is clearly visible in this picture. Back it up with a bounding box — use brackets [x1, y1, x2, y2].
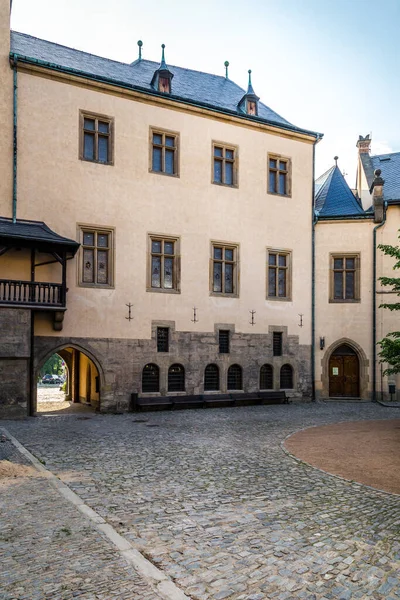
[1, 403, 400, 599]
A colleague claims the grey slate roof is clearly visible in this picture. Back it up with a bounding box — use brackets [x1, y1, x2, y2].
[315, 165, 366, 218]
[10, 31, 320, 136]
[370, 152, 400, 201]
[0, 217, 79, 254]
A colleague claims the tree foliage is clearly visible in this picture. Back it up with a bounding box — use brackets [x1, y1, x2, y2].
[377, 232, 400, 375]
[39, 354, 64, 378]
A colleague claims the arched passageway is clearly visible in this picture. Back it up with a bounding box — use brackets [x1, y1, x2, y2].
[35, 346, 101, 414]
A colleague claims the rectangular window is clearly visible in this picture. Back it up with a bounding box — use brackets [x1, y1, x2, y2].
[157, 327, 169, 352]
[268, 250, 291, 300]
[219, 330, 230, 354]
[150, 128, 179, 176]
[273, 332, 283, 357]
[80, 112, 113, 165]
[79, 226, 114, 287]
[212, 142, 238, 187]
[330, 254, 360, 302]
[148, 235, 180, 292]
[211, 243, 238, 295]
[268, 154, 291, 196]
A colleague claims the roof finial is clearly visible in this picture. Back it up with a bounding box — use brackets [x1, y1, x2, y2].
[137, 40, 143, 61]
[160, 43, 167, 69]
[247, 69, 255, 94]
[334, 155, 338, 166]
[224, 60, 229, 79]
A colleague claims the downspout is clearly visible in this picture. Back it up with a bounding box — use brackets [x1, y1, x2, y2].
[372, 201, 387, 401]
[12, 54, 18, 223]
[311, 138, 319, 401]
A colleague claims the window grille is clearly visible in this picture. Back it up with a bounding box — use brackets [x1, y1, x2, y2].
[157, 327, 169, 352]
[168, 364, 185, 392]
[142, 363, 160, 393]
[227, 364, 242, 390]
[280, 364, 293, 389]
[204, 364, 220, 391]
[273, 332, 283, 357]
[219, 330, 230, 353]
[260, 364, 273, 390]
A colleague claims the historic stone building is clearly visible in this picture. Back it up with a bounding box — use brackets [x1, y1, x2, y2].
[0, 1, 399, 417]
[0, 0, 321, 416]
[314, 137, 400, 402]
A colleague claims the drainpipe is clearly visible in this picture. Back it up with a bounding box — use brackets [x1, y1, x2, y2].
[12, 54, 18, 223]
[372, 201, 387, 401]
[311, 138, 319, 401]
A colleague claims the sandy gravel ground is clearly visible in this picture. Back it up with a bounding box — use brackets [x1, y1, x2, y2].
[285, 418, 400, 495]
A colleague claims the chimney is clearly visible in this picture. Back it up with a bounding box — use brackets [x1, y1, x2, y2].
[356, 134, 371, 155]
[370, 169, 385, 223]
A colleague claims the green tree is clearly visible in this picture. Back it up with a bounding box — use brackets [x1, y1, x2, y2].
[378, 231, 400, 375]
[39, 354, 64, 378]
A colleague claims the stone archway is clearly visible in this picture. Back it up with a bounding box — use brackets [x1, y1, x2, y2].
[321, 338, 369, 400]
[34, 342, 105, 414]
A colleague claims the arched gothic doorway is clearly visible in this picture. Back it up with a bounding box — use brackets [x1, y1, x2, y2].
[329, 344, 360, 397]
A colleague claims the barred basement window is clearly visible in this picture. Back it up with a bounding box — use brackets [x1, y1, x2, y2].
[79, 226, 114, 288]
[157, 327, 169, 352]
[142, 363, 160, 393]
[227, 364, 242, 390]
[260, 364, 273, 390]
[280, 364, 293, 389]
[204, 364, 220, 391]
[168, 364, 185, 392]
[219, 330, 230, 354]
[273, 332, 283, 357]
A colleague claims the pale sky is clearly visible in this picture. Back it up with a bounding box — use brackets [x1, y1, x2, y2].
[10, 0, 400, 185]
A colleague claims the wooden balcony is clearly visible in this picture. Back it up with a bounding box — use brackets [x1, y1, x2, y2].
[0, 279, 65, 309]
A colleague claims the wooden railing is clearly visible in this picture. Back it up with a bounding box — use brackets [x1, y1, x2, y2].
[0, 279, 65, 308]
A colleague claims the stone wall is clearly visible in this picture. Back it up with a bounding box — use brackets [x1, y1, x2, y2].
[0, 308, 31, 417]
[34, 322, 312, 413]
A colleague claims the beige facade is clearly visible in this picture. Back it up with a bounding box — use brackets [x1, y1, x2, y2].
[0, 0, 320, 415]
[1, 0, 398, 416]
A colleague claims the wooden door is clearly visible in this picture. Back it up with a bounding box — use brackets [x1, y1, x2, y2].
[329, 354, 359, 397]
[343, 356, 359, 396]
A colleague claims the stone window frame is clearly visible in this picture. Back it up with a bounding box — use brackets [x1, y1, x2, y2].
[147, 233, 181, 294]
[77, 224, 115, 289]
[212, 141, 239, 188]
[267, 247, 292, 301]
[79, 110, 114, 165]
[149, 126, 180, 177]
[329, 252, 361, 303]
[210, 240, 240, 297]
[267, 153, 292, 197]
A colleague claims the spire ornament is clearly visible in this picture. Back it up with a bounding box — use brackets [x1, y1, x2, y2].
[237, 69, 259, 116]
[150, 43, 174, 93]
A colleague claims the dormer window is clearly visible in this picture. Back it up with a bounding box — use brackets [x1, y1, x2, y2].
[151, 44, 174, 95]
[158, 76, 170, 93]
[247, 100, 257, 115]
[238, 70, 259, 116]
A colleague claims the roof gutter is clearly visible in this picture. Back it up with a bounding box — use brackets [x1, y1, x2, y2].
[10, 53, 322, 141]
[317, 214, 374, 221]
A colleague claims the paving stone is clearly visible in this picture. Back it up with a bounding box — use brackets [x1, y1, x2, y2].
[3, 402, 400, 600]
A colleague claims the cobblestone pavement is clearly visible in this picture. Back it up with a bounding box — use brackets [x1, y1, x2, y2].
[0, 439, 164, 599]
[4, 403, 400, 600]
